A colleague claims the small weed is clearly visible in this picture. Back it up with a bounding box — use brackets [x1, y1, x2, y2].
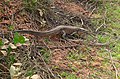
[60, 72, 80, 79]
[97, 35, 110, 43]
[23, 0, 38, 11]
[13, 32, 25, 44]
[39, 48, 51, 63]
[8, 25, 15, 31]
[44, 38, 50, 43]
[0, 39, 3, 47]
[67, 52, 79, 60]
[7, 46, 12, 55]
[25, 70, 34, 77]
[60, 72, 68, 77]
[9, 55, 15, 64]
[67, 50, 85, 61]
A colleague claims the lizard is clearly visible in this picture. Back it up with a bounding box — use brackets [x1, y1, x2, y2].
[13, 25, 89, 37]
[14, 25, 109, 46]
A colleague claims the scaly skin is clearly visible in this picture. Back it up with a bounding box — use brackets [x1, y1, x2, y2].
[13, 25, 88, 36]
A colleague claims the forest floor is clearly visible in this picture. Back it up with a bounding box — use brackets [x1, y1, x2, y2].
[0, 0, 120, 79]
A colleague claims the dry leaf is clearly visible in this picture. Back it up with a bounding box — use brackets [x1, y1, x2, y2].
[1, 45, 8, 49]
[31, 74, 41, 79]
[16, 43, 22, 47]
[10, 63, 22, 79]
[0, 20, 11, 25]
[26, 76, 30, 79]
[13, 63, 22, 67]
[3, 38, 9, 44]
[91, 14, 102, 18]
[9, 43, 17, 49]
[24, 36, 29, 41]
[92, 62, 101, 67]
[97, 57, 104, 61]
[10, 65, 16, 79]
[10, 52, 16, 54]
[1, 50, 7, 56]
[38, 9, 43, 16]
[23, 41, 30, 46]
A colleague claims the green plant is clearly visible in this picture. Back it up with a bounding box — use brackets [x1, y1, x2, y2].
[60, 72, 68, 77]
[9, 55, 15, 64]
[7, 46, 12, 55]
[40, 48, 51, 62]
[13, 32, 25, 44]
[67, 50, 85, 61]
[25, 70, 34, 77]
[97, 35, 110, 43]
[23, 0, 38, 11]
[8, 25, 14, 31]
[60, 72, 80, 79]
[66, 74, 80, 79]
[0, 39, 3, 47]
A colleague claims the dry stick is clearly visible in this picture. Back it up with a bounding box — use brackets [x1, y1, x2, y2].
[37, 42, 109, 50]
[33, 40, 52, 78]
[106, 49, 119, 79]
[89, 7, 96, 18]
[36, 46, 56, 79]
[32, 57, 50, 79]
[95, 1, 107, 32]
[0, 63, 9, 72]
[37, 44, 80, 49]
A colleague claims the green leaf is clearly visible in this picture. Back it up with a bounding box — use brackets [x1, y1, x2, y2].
[9, 25, 14, 31]
[26, 70, 34, 77]
[116, 54, 120, 60]
[9, 55, 15, 64]
[0, 39, 3, 46]
[7, 46, 12, 55]
[19, 35, 25, 44]
[13, 32, 25, 44]
[13, 32, 19, 44]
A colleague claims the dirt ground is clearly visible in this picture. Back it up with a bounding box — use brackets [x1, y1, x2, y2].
[0, 0, 119, 79]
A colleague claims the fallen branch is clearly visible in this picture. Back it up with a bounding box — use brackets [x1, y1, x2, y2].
[36, 41, 109, 50]
[106, 49, 119, 79]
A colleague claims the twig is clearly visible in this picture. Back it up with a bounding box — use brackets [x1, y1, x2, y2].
[95, 24, 104, 32]
[89, 7, 96, 18]
[106, 49, 119, 79]
[36, 49, 56, 78]
[37, 44, 80, 49]
[37, 41, 109, 50]
[0, 63, 9, 71]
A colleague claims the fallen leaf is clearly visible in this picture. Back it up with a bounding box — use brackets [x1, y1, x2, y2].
[97, 57, 104, 61]
[0, 20, 11, 25]
[26, 76, 30, 79]
[10, 65, 16, 79]
[16, 43, 22, 47]
[2, 38, 9, 44]
[1, 45, 8, 49]
[13, 63, 22, 67]
[10, 63, 22, 79]
[31, 74, 42, 79]
[1, 50, 7, 56]
[23, 41, 30, 46]
[9, 43, 17, 49]
[92, 62, 101, 67]
[24, 36, 29, 41]
[91, 14, 102, 18]
[38, 9, 43, 16]
[10, 52, 16, 54]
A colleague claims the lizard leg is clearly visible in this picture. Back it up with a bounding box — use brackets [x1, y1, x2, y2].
[59, 30, 67, 42]
[70, 31, 77, 36]
[61, 30, 67, 39]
